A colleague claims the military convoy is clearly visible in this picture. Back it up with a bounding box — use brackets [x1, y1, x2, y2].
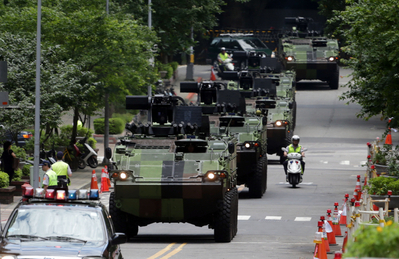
[109, 95, 238, 242]
[277, 17, 340, 89]
[180, 81, 268, 198]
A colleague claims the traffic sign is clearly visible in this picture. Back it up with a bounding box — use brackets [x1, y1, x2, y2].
[0, 91, 9, 106]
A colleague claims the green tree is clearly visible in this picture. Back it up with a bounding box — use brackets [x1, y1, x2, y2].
[0, 0, 158, 143]
[333, 0, 399, 127]
[0, 32, 96, 144]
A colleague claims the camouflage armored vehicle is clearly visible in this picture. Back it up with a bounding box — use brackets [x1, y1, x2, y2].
[222, 52, 297, 164]
[109, 95, 238, 242]
[181, 81, 267, 198]
[278, 17, 340, 89]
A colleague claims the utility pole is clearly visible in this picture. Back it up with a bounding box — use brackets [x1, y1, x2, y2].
[185, 26, 194, 80]
[103, 0, 110, 165]
[33, 0, 42, 188]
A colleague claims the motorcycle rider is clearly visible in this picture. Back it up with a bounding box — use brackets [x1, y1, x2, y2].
[217, 47, 231, 71]
[283, 135, 305, 181]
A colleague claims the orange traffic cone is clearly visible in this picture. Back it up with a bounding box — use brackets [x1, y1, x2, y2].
[319, 216, 331, 254]
[342, 230, 348, 253]
[334, 250, 343, 258]
[100, 169, 110, 192]
[340, 193, 349, 226]
[385, 128, 392, 145]
[326, 209, 337, 246]
[354, 175, 361, 201]
[91, 170, 99, 190]
[313, 226, 328, 259]
[105, 165, 112, 188]
[210, 67, 216, 81]
[333, 202, 343, 237]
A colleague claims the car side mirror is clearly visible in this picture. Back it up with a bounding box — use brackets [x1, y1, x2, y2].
[105, 147, 112, 160]
[228, 142, 235, 154]
[111, 233, 127, 245]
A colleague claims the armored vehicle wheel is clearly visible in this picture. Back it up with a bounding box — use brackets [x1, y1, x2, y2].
[248, 157, 267, 198]
[262, 156, 268, 194]
[214, 187, 237, 242]
[109, 192, 138, 238]
[329, 68, 339, 90]
[292, 101, 297, 131]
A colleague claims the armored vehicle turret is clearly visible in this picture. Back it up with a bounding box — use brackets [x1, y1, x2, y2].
[181, 81, 268, 198]
[109, 94, 238, 242]
[278, 17, 340, 89]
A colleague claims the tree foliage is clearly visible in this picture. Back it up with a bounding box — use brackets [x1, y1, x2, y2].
[332, 0, 399, 127]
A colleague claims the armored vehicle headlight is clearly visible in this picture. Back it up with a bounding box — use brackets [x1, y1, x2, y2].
[207, 172, 216, 180]
[275, 120, 283, 127]
[120, 171, 128, 180]
[286, 56, 294, 62]
[244, 142, 252, 149]
[328, 56, 336, 62]
[203, 170, 228, 182]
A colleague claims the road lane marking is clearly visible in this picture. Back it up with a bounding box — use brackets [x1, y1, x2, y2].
[294, 217, 312, 221]
[340, 160, 350, 165]
[147, 243, 175, 259]
[265, 216, 282, 220]
[238, 215, 251, 220]
[160, 243, 187, 259]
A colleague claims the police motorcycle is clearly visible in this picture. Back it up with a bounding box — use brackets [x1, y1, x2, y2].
[281, 147, 307, 187]
[215, 53, 235, 76]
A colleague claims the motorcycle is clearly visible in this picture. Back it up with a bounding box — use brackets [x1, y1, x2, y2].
[215, 54, 235, 77]
[281, 147, 307, 187]
[78, 137, 98, 169]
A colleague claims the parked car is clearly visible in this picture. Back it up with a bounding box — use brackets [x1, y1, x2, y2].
[206, 34, 272, 65]
[0, 125, 33, 147]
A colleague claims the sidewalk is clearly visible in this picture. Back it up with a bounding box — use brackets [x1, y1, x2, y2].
[1, 165, 110, 224]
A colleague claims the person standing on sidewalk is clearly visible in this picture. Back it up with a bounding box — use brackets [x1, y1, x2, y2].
[52, 151, 72, 189]
[41, 161, 58, 191]
[1, 141, 17, 184]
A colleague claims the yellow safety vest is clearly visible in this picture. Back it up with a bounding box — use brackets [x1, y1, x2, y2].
[43, 169, 58, 187]
[288, 144, 302, 154]
[218, 52, 229, 63]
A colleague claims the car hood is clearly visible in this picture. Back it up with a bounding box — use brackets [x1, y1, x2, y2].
[0, 239, 106, 257]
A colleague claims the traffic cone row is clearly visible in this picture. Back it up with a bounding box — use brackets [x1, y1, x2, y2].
[313, 223, 328, 259]
[90, 168, 113, 193]
[354, 175, 362, 201]
[339, 194, 349, 226]
[91, 169, 99, 190]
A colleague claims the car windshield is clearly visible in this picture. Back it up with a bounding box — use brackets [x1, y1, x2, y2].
[237, 39, 258, 50]
[249, 38, 268, 48]
[5, 207, 105, 242]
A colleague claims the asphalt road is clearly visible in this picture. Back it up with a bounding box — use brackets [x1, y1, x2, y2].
[101, 66, 391, 259]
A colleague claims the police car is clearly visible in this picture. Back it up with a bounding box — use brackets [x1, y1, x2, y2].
[0, 187, 126, 259]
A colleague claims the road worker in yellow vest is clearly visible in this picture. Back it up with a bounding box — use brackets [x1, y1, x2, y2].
[52, 151, 72, 187]
[283, 135, 305, 181]
[41, 161, 58, 191]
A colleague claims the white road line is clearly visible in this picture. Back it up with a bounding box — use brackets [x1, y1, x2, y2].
[238, 215, 251, 220]
[265, 216, 282, 220]
[294, 217, 312, 221]
[340, 160, 350, 165]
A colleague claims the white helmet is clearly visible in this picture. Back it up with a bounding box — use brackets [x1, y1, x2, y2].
[221, 47, 226, 51]
[292, 135, 300, 142]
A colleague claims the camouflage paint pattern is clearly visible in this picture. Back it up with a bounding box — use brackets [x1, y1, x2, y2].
[112, 137, 237, 222]
[280, 37, 339, 81]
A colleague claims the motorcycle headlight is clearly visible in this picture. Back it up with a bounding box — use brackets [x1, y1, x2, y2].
[286, 56, 294, 62]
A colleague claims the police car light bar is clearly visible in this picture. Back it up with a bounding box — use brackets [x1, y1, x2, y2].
[23, 188, 100, 200]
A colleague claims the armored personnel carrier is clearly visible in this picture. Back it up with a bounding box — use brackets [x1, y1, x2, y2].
[181, 81, 267, 198]
[277, 17, 340, 89]
[220, 52, 296, 164]
[109, 94, 238, 242]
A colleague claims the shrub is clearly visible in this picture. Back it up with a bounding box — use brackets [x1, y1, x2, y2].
[112, 113, 135, 124]
[12, 168, 22, 181]
[22, 163, 32, 176]
[0, 171, 9, 188]
[344, 221, 399, 258]
[169, 61, 179, 72]
[93, 118, 125, 134]
[365, 177, 399, 195]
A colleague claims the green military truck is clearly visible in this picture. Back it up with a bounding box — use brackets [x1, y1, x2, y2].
[278, 17, 340, 89]
[181, 81, 267, 198]
[109, 95, 238, 242]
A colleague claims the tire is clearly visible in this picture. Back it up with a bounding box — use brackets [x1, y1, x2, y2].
[232, 187, 238, 238]
[88, 156, 98, 168]
[290, 174, 299, 188]
[214, 188, 236, 242]
[78, 158, 86, 169]
[248, 157, 267, 198]
[329, 67, 339, 90]
[292, 101, 297, 131]
[109, 192, 139, 238]
[262, 156, 268, 194]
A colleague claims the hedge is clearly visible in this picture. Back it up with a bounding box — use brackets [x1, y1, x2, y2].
[22, 164, 32, 176]
[0, 171, 9, 188]
[12, 168, 22, 181]
[93, 118, 125, 134]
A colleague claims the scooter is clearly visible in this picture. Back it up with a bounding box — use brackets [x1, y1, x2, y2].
[215, 54, 235, 78]
[78, 137, 98, 169]
[281, 147, 307, 187]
